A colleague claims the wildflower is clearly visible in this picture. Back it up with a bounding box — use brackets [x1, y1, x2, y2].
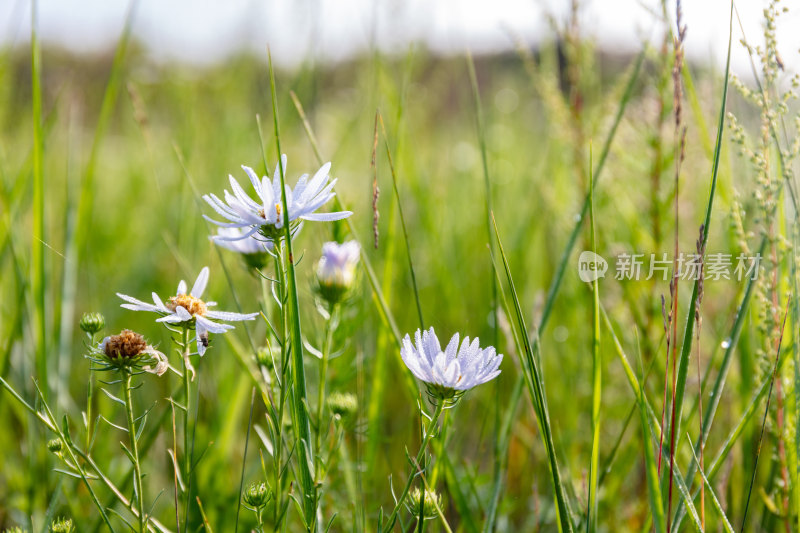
[93, 329, 169, 376]
[401, 327, 503, 406]
[202, 156, 352, 244]
[49, 518, 74, 533]
[327, 391, 358, 419]
[406, 487, 442, 520]
[316, 240, 360, 305]
[79, 312, 105, 335]
[243, 481, 271, 508]
[211, 227, 271, 270]
[117, 266, 258, 357]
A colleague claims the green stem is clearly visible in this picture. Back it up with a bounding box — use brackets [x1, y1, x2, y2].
[124, 372, 146, 532]
[316, 305, 337, 454]
[86, 332, 96, 452]
[383, 402, 445, 533]
[180, 327, 192, 526]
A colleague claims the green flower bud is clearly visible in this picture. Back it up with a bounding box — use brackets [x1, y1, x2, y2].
[255, 346, 277, 370]
[2, 527, 28, 533]
[47, 438, 63, 454]
[243, 481, 270, 508]
[79, 312, 105, 335]
[327, 391, 358, 418]
[50, 517, 74, 533]
[406, 487, 442, 520]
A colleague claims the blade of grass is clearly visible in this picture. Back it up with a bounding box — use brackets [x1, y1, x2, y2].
[586, 146, 601, 533]
[491, 213, 574, 533]
[666, 4, 732, 529]
[742, 298, 790, 529]
[483, 42, 646, 533]
[30, 0, 46, 400]
[377, 113, 424, 330]
[636, 342, 666, 533]
[268, 50, 317, 530]
[686, 435, 734, 533]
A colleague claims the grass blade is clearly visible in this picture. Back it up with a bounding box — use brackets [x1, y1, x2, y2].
[586, 146, 601, 533]
[268, 50, 317, 529]
[491, 214, 574, 533]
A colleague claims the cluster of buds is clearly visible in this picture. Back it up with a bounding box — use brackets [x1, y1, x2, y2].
[315, 241, 360, 306]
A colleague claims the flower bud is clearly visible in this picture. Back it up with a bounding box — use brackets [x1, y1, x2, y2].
[407, 487, 442, 520]
[316, 241, 360, 305]
[47, 438, 63, 454]
[79, 312, 105, 335]
[243, 481, 270, 508]
[255, 345, 277, 370]
[50, 518, 74, 533]
[327, 391, 358, 419]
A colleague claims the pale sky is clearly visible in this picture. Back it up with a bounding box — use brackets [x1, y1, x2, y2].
[1, 0, 799, 79]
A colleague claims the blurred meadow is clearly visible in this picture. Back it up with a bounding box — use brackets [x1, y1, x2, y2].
[2, 0, 800, 532]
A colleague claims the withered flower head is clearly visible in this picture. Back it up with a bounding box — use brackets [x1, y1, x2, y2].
[94, 329, 169, 376]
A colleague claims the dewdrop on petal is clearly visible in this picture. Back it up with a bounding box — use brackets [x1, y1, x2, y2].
[79, 312, 105, 335]
[406, 487, 442, 520]
[316, 240, 360, 305]
[49, 518, 74, 533]
[401, 327, 503, 407]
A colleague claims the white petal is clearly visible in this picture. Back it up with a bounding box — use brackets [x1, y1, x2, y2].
[191, 267, 210, 298]
[241, 165, 263, 195]
[205, 310, 259, 321]
[117, 293, 162, 313]
[177, 280, 187, 295]
[300, 210, 353, 222]
[196, 315, 233, 334]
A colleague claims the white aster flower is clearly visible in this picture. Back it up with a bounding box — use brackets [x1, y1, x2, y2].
[117, 266, 258, 362]
[401, 327, 503, 405]
[316, 240, 360, 303]
[202, 155, 352, 244]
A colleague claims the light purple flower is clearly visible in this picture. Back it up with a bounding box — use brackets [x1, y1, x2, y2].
[202, 155, 352, 244]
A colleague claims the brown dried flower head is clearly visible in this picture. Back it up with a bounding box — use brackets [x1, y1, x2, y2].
[103, 329, 148, 359]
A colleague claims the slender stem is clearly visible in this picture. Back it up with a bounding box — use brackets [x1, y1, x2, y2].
[383, 402, 445, 533]
[124, 371, 146, 532]
[180, 327, 192, 526]
[86, 332, 97, 452]
[316, 305, 338, 453]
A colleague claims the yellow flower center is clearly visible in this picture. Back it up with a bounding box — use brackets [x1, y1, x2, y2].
[166, 294, 207, 316]
[257, 203, 283, 221]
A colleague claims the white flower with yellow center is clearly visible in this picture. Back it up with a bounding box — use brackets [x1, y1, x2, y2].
[401, 327, 503, 404]
[117, 267, 258, 358]
[202, 155, 352, 244]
